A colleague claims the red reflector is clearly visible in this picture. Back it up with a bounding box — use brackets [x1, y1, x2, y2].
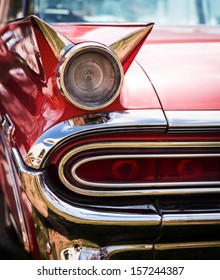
[112, 160, 138, 180]
[75, 158, 155, 183]
[177, 159, 201, 179]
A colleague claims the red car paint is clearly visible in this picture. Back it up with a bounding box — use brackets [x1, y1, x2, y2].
[1, 22, 220, 160]
[55, 24, 220, 110]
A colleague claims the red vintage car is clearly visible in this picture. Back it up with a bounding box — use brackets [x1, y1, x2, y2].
[0, 0, 220, 260]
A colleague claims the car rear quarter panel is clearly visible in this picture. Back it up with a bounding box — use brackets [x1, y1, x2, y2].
[0, 19, 161, 159]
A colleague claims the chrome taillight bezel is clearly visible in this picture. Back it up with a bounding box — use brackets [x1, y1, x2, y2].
[57, 142, 220, 197]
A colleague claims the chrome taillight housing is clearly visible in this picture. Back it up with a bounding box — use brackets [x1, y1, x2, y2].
[57, 42, 124, 110]
[56, 142, 220, 197]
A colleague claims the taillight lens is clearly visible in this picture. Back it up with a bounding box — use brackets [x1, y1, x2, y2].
[72, 157, 220, 184]
[112, 160, 138, 180]
[74, 158, 156, 183]
[176, 159, 202, 179]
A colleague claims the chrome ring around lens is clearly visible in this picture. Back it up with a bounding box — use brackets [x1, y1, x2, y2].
[57, 42, 124, 110]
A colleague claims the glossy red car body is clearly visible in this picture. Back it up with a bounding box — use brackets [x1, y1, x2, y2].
[0, 0, 220, 260]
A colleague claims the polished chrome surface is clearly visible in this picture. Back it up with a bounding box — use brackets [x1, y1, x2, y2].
[24, 109, 167, 169]
[40, 175, 161, 224]
[60, 246, 108, 260]
[32, 16, 153, 66]
[60, 244, 152, 260]
[12, 147, 220, 229]
[57, 42, 124, 110]
[166, 110, 220, 132]
[163, 213, 220, 226]
[62, 186, 220, 197]
[31, 16, 72, 61]
[41, 223, 154, 260]
[13, 147, 161, 225]
[46, 242, 52, 254]
[40, 223, 154, 260]
[155, 241, 220, 250]
[157, 213, 220, 250]
[0, 132, 30, 252]
[110, 24, 154, 64]
[1, 114, 14, 144]
[25, 109, 220, 170]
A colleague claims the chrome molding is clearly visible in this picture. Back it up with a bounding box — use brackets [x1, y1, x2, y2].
[60, 244, 153, 260]
[1, 114, 14, 143]
[166, 110, 220, 132]
[24, 109, 167, 169]
[155, 241, 220, 251]
[60, 241, 220, 258]
[156, 213, 220, 251]
[60, 186, 220, 197]
[0, 132, 30, 252]
[13, 148, 161, 225]
[162, 213, 220, 226]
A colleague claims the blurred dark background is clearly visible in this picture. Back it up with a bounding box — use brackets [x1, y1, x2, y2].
[0, 189, 30, 260]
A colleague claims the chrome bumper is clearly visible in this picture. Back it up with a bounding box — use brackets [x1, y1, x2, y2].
[12, 147, 220, 260]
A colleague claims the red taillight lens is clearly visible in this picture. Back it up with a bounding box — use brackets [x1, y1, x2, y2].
[112, 160, 138, 180]
[159, 157, 219, 182]
[177, 159, 202, 179]
[75, 158, 155, 183]
[73, 157, 220, 184]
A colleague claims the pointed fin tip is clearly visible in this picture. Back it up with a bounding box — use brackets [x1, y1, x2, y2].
[30, 15, 72, 61]
[110, 23, 154, 64]
[29, 15, 153, 66]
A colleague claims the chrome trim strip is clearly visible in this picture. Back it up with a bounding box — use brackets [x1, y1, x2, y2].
[157, 212, 220, 251]
[51, 185, 220, 197]
[166, 110, 220, 132]
[163, 213, 220, 226]
[155, 241, 220, 251]
[40, 176, 161, 225]
[60, 244, 153, 260]
[0, 132, 30, 252]
[1, 114, 14, 143]
[13, 148, 161, 225]
[106, 244, 153, 255]
[60, 241, 220, 258]
[24, 109, 167, 169]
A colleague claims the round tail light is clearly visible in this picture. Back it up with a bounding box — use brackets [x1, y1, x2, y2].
[177, 159, 201, 179]
[112, 160, 138, 180]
